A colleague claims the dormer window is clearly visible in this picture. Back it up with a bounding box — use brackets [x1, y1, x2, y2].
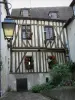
[21, 9, 29, 17]
[48, 11, 58, 19]
[73, 4, 75, 15]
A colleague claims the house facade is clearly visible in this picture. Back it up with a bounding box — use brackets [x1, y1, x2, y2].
[7, 7, 73, 91]
[64, 0, 75, 62]
[0, 0, 10, 96]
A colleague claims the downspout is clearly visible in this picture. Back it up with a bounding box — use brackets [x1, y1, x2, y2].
[0, 3, 1, 97]
[66, 27, 71, 61]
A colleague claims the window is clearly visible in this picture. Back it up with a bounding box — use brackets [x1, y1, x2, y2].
[44, 26, 54, 40]
[24, 56, 34, 70]
[73, 5, 75, 15]
[21, 25, 32, 40]
[21, 9, 29, 17]
[48, 12, 58, 19]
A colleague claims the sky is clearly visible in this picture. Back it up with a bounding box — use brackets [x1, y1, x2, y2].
[8, 0, 72, 9]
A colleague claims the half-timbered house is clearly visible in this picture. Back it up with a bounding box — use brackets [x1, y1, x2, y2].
[7, 7, 73, 91]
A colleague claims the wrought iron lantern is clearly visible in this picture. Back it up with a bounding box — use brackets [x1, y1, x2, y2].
[2, 18, 16, 48]
[2, 18, 16, 40]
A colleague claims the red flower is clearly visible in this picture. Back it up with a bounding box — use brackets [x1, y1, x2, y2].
[49, 56, 56, 60]
[24, 57, 29, 64]
[49, 56, 53, 59]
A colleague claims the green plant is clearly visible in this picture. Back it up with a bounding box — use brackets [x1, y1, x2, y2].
[58, 80, 75, 87]
[50, 64, 72, 86]
[31, 63, 74, 93]
[51, 64, 71, 79]
[31, 83, 54, 93]
[67, 61, 75, 80]
[68, 61, 75, 73]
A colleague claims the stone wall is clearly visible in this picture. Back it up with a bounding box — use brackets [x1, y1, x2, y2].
[9, 73, 51, 91]
[41, 87, 75, 100]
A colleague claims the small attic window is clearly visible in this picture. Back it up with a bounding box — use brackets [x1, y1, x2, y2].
[21, 9, 29, 17]
[48, 12, 58, 19]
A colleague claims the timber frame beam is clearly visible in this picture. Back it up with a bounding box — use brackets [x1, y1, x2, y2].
[11, 47, 67, 53]
[6, 16, 66, 22]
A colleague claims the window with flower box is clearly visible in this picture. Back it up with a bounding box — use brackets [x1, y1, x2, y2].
[21, 25, 32, 40]
[24, 56, 34, 70]
[47, 56, 57, 69]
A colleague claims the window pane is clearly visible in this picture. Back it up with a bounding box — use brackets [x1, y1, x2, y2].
[22, 31, 26, 39]
[26, 26, 31, 30]
[22, 26, 26, 30]
[22, 25, 31, 39]
[49, 28, 53, 38]
[21, 9, 28, 17]
[45, 27, 50, 39]
[49, 12, 58, 19]
[73, 5, 75, 15]
[44, 27, 53, 40]
[27, 32, 31, 38]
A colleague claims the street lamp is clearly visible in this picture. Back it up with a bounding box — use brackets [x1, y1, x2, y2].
[2, 18, 16, 48]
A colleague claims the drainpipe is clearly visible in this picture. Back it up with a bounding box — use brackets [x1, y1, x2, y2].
[66, 27, 71, 61]
[0, 3, 1, 97]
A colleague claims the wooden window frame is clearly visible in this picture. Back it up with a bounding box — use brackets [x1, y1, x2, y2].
[44, 26, 55, 41]
[21, 25, 32, 40]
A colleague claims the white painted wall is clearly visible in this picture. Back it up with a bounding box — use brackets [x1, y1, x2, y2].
[1, 0, 9, 96]
[67, 19, 75, 62]
[9, 73, 51, 91]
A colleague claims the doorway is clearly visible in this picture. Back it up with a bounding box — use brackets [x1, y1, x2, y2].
[16, 78, 28, 92]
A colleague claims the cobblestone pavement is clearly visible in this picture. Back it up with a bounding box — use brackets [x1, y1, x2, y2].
[0, 92, 52, 100]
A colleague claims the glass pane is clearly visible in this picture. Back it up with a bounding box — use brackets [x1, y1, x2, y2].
[49, 12, 57, 19]
[26, 26, 31, 30]
[4, 24, 15, 37]
[22, 26, 25, 30]
[22, 10, 28, 17]
[27, 32, 31, 38]
[73, 5, 75, 15]
[22, 32, 26, 39]
[49, 28, 53, 38]
[45, 28, 50, 39]
[45, 27, 53, 39]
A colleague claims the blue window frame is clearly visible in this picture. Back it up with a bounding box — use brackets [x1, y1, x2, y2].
[21, 25, 31, 40]
[44, 26, 54, 40]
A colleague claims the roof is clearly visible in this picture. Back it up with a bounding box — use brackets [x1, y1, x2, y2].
[70, 0, 75, 6]
[64, 0, 75, 27]
[11, 7, 73, 22]
[64, 16, 74, 28]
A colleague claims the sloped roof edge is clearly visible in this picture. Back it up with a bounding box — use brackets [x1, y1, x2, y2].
[11, 7, 73, 21]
